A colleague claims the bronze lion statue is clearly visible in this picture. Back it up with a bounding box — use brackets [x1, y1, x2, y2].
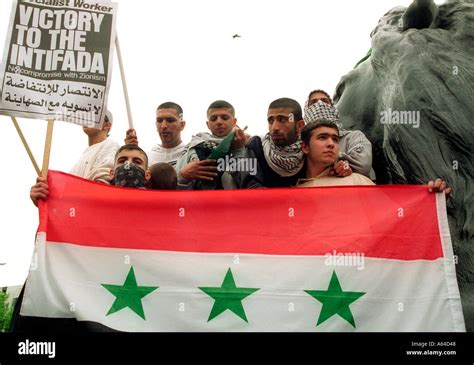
[334, 0, 474, 330]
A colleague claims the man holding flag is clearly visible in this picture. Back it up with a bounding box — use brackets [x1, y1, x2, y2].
[30, 144, 152, 206]
[175, 100, 248, 190]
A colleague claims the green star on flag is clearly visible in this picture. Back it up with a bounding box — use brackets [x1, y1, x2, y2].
[305, 271, 365, 328]
[101, 266, 159, 320]
[199, 268, 259, 323]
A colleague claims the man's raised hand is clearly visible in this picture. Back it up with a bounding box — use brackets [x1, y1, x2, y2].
[231, 126, 249, 151]
[125, 128, 138, 145]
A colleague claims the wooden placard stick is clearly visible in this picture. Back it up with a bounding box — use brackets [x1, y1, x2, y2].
[115, 33, 134, 130]
[41, 119, 54, 178]
[11, 117, 40, 175]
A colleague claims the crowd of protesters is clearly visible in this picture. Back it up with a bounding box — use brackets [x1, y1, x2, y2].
[30, 89, 451, 204]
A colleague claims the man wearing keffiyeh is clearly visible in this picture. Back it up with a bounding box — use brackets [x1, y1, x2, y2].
[175, 100, 248, 190]
[234, 95, 375, 189]
[233, 98, 307, 188]
[306, 89, 376, 180]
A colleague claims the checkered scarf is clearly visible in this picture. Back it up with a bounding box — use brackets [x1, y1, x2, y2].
[262, 134, 304, 177]
[304, 101, 345, 132]
[179, 132, 223, 159]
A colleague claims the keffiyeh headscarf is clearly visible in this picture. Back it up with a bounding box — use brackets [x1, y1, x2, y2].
[304, 100, 345, 132]
[262, 134, 304, 177]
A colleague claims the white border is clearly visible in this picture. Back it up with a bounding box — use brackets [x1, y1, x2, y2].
[436, 192, 466, 332]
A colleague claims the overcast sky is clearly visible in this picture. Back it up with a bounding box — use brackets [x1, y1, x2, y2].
[0, 0, 426, 286]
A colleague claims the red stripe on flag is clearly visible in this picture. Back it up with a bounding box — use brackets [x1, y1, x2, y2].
[41, 171, 443, 260]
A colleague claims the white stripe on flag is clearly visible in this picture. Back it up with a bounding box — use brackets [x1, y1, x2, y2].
[21, 231, 465, 332]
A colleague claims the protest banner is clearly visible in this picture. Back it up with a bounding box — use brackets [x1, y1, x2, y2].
[0, 0, 118, 128]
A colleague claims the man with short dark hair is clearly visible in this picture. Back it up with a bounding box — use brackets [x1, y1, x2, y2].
[175, 100, 247, 190]
[124, 102, 186, 167]
[70, 110, 120, 183]
[234, 97, 307, 188]
[110, 144, 151, 189]
[297, 120, 374, 186]
[30, 145, 152, 205]
[297, 120, 452, 195]
[304, 89, 375, 179]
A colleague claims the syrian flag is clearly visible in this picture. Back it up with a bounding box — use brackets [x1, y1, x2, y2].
[16, 171, 465, 332]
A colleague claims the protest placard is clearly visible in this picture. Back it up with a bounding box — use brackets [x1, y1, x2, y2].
[0, 0, 117, 128]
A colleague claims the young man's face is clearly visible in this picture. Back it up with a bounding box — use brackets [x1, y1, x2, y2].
[267, 107, 304, 146]
[302, 126, 340, 166]
[206, 108, 236, 138]
[156, 108, 185, 147]
[109, 149, 151, 181]
[307, 92, 332, 107]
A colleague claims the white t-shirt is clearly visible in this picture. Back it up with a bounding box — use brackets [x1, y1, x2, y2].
[148, 142, 186, 167]
[70, 139, 120, 183]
